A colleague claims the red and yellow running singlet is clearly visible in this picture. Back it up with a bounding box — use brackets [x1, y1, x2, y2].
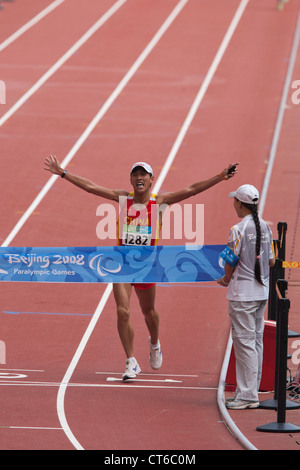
[117, 192, 162, 247]
[117, 192, 162, 289]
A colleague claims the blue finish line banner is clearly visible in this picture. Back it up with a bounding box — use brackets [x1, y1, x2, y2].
[0, 245, 226, 284]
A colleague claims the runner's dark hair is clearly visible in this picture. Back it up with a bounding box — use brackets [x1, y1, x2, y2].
[242, 201, 264, 285]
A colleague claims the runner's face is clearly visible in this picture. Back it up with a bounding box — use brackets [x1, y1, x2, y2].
[130, 168, 153, 193]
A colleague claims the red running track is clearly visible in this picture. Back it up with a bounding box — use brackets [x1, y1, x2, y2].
[0, 0, 299, 450]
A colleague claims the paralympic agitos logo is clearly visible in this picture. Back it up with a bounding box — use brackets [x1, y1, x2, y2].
[88, 254, 122, 277]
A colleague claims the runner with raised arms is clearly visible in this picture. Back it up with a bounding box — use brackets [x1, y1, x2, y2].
[44, 155, 238, 380]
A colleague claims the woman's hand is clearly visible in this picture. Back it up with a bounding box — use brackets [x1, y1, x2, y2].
[217, 276, 230, 287]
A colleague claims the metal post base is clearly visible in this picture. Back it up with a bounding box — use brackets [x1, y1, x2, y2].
[288, 329, 300, 338]
[259, 398, 300, 409]
[257, 422, 300, 433]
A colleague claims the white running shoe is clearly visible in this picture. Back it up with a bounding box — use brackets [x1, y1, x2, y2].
[226, 400, 260, 410]
[149, 337, 163, 370]
[122, 358, 141, 381]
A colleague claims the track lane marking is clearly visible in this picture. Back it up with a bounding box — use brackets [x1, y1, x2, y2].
[217, 10, 300, 453]
[258, 12, 300, 217]
[56, 0, 250, 450]
[0, 0, 250, 451]
[0, 368, 44, 372]
[154, 0, 251, 193]
[55, 1, 190, 449]
[0, 0, 128, 129]
[95, 372, 199, 377]
[0, 373, 27, 379]
[0, 380, 217, 391]
[0, 426, 62, 430]
[1, 0, 188, 249]
[0, 0, 66, 52]
[106, 377, 182, 383]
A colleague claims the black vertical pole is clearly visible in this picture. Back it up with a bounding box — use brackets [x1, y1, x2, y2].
[277, 298, 289, 424]
[277, 222, 287, 280]
[277, 279, 287, 299]
[268, 255, 280, 321]
[273, 279, 287, 401]
[257, 298, 300, 432]
[277, 222, 300, 339]
[260, 279, 300, 410]
[260, 272, 282, 407]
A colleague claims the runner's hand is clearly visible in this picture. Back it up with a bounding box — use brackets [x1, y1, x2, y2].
[221, 162, 239, 180]
[44, 154, 63, 175]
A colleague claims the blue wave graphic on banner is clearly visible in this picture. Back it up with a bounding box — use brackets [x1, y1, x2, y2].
[0, 245, 226, 283]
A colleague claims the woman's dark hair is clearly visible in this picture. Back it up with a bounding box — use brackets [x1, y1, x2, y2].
[242, 201, 264, 285]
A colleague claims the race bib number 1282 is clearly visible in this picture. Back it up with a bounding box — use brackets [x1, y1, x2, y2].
[122, 225, 152, 246]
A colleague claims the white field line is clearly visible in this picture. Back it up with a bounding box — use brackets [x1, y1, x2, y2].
[258, 12, 300, 217]
[56, 0, 250, 450]
[95, 371, 199, 377]
[0, 379, 217, 391]
[55, 0, 189, 451]
[0, 425, 63, 430]
[217, 10, 300, 453]
[0, 0, 66, 52]
[153, 0, 250, 194]
[0, 0, 189, 249]
[0, 0, 128, 129]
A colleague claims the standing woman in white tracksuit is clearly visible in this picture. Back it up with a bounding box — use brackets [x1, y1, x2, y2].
[217, 184, 275, 410]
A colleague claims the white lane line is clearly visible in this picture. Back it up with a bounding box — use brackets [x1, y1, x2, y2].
[1, 0, 188, 249]
[56, 0, 250, 451]
[96, 371, 198, 377]
[106, 377, 182, 383]
[216, 4, 300, 454]
[56, 284, 112, 451]
[0, 0, 66, 52]
[56, 0, 190, 450]
[0, 373, 27, 379]
[154, 0, 250, 193]
[0, 0, 128, 129]
[258, 12, 300, 217]
[0, 380, 217, 391]
[0, 368, 44, 372]
[0, 426, 63, 431]
[217, 11, 300, 453]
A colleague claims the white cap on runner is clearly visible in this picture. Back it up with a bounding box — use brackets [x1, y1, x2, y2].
[130, 162, 153, 175]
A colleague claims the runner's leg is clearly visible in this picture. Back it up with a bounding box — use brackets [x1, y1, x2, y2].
[134, 284, 159, 345]
[113, 283, 134, 358]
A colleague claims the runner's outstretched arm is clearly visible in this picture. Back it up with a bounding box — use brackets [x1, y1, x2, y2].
[44, 154, 128, 202]
[157, 163, 239, 206]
